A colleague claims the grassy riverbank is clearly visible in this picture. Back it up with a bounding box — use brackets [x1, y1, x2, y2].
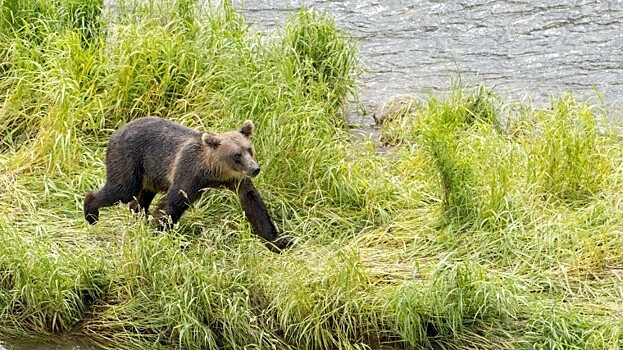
[1, 0, 623, 349]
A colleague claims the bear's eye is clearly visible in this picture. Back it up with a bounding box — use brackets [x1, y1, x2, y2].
[233, 153, 242, 163]
[247, 147, 253, 155]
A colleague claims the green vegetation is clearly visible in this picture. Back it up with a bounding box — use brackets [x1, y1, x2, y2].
[1, 0, 623, 349]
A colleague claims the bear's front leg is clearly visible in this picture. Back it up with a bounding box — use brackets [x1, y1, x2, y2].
[228, 179, 293, 253]
[129, 189, 156, 217]
[152, 189, 193, 230]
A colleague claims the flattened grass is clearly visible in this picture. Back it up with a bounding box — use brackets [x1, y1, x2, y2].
[1, 1, 623, 349]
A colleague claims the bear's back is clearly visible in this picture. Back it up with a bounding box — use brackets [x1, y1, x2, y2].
[109, 117, 197, 152]
[106, 117, 203, 191]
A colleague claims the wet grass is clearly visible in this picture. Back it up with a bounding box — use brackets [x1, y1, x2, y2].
[1, 0, 623, 349]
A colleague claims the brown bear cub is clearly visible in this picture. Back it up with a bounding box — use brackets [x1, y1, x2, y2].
[84, 116, 292, 253]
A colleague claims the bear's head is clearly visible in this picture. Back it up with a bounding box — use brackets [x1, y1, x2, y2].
[202, 120, 261, 180]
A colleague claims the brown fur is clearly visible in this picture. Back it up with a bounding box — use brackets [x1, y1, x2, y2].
[84, 117, 292, 253]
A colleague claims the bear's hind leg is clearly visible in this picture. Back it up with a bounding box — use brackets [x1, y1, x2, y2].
[84, 190, 101, 224]
[84, 183, 141, 224]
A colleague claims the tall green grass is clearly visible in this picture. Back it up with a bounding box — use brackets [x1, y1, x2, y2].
[1, 0, 623, 349]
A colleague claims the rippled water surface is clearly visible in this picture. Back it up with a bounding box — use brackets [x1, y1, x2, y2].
[240, 0, 623, 109]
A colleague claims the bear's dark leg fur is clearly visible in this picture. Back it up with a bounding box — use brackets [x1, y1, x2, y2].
[152, 190, 195, 230]
[84, 191, 101, 224]
[129, 189, 156, 215]
[228, 179, 292, 253]
[84, 183, 139, 224]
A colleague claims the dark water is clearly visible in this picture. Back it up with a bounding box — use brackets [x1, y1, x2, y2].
[240, 0, 623, 113]
[0, 338, 98, 350]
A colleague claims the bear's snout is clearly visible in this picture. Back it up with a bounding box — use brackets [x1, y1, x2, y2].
[250, 166, 261, 177]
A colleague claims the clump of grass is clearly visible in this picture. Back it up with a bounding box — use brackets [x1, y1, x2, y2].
[520, 95, 611, 203]
[103, 20, 204, 119]
[82, 226, 285, 349]
[523, 302, 623, 350]
[403, 85, 513, 229]
[0, 0, 106, 170]
[0, 222, 108, 335]
[64, 0, 104, 46]
[259, 247, 379, 349]
[0, 0, 56, 43]
[391, 260, 521, 349]
[0, 0, 103, 45]
[280, 8, 360, 113]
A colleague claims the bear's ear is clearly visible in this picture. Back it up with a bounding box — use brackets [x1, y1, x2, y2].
[201, 132, 220, 148]
[239, 120, 254, 137]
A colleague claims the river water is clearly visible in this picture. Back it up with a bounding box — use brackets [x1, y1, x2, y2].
[240, 0, 623, 118]
[0, 338, 98, 350]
